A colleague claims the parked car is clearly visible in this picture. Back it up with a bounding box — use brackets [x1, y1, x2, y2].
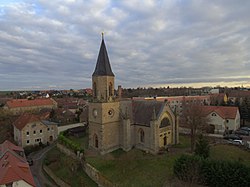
[240, 126, 250, 132]
[234, 129, 249, 136]
[223, 134, 242, 140]
[228, 139, 244, 146]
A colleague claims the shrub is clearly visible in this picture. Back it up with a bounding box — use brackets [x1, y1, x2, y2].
[174, 154, 250, 187]
[58, 133, 84, 154]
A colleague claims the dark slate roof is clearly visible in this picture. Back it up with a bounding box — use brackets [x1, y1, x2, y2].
[92, 39, 114, 76]
[41, 120, 58, 126]
[132, 100, 164, 126]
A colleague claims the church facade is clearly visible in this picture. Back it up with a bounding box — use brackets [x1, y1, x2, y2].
[88, 37, 179, 155]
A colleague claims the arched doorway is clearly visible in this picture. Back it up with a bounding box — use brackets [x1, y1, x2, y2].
[49, 136, 53, 142]
[163, 136, 167, 146]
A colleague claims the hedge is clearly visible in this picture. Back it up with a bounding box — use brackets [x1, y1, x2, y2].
[58, 133, 84, 154]
[174, 154, 250, 187]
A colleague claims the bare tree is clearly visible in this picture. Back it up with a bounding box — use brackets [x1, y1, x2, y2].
[181, 101, 209, 152]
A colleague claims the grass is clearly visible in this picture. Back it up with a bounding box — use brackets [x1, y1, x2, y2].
[56, 133, 250, 186]
[86, 149, 181, 187]
[210, 144, 250, 166]
[172, 134, 191, 149]
[67, 134, 89, 150]
[45, 147, 97, 187]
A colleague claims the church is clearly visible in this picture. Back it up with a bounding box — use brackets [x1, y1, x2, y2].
[88, 35, 179, 155]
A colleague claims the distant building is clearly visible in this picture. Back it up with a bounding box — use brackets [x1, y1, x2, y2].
[0, 140, 35, 187]
[133, 95, 211, 116]
[4, 98, 57, 114]
[13, 113, 58, 147]
[202, 106, 240, 134]
[88, 36, 179, 155]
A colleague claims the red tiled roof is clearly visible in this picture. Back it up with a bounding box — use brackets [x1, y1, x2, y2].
[0, 152, 35, 186]
[202, 106, 239, 119]
[0, 141, 35, 186]
[6, 98, 54, 108]
[13, 113, 40, 130]
[0, 140, 24, 154]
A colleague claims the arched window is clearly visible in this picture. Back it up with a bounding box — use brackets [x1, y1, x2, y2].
[109, 82, 113, 96]
[160, 118, 171, 128]
[93, 134, 98, 148]
[138, 128, 144, 143]
[93, 82, 97, 97]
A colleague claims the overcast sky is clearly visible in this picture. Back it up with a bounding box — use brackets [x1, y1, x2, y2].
[0, 0, 250, 91]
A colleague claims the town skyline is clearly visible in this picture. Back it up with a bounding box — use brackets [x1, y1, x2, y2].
[1, 0, 250, 91]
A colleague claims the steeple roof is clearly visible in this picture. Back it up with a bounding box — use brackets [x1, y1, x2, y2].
[92, 37, 114, 76]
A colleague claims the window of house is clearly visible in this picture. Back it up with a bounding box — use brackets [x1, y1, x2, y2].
[47, 128, 50, 131]
[51, 127, 54, 131]
[33, 130, 36, 135]
[226, 119, 229, 123]
[26, 140, 30, 144]
[40, 129, 43, 134]
[26, 131, 29, 136]
[212, 113, 217, 116]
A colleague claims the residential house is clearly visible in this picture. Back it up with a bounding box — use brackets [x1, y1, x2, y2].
[4, 98, 57, 114]
[202, 106, 240, 134]
[0, 140, 35, 187]
[13, 113, 58, 147]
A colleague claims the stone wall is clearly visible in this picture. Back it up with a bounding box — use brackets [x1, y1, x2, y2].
[56, 143, 78, 160]
[43, 165, 71, 187]
[83, 162, 114, 187]
[56, 143, 115, 187]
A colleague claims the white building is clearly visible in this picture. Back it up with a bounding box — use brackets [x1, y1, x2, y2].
[13, 113, 58, 147]
[203, 106, 240, 134]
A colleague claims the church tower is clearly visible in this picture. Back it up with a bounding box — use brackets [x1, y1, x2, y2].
[92, 33, 114, 102]
[88, 34, 121, 154]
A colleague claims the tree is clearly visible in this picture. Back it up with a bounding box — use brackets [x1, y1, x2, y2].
[181, 102, 209, 152]
[194, 134, 210, 158]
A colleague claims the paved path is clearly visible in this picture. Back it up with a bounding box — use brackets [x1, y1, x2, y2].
[29, 144, 57, 187]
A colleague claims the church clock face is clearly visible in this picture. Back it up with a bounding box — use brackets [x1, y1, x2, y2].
[93, 109, 98, 117]
[108, 108, 114, 117]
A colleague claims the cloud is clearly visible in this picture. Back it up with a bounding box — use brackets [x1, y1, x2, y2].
[0, 0, 250, 90]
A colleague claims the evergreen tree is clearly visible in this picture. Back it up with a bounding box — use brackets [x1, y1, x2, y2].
[194, 134, 210, 158]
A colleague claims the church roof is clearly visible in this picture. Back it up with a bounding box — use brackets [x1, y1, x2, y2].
[92, 38, 114, 76]
[132, 100, 164, 126]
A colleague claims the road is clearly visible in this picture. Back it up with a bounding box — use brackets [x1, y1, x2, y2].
[29, 144, 58, 187]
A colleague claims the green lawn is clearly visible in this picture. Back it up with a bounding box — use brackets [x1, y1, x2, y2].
[86, 149, 180, 187]
[52, 133, 250, 187]
[67, 134, 89, 150]
[210, 144, 250, 166]
[44, 147, 97, 187]
[172, 134, 191, 149]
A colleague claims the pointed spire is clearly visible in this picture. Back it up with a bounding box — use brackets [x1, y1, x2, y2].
[92, 33, 114, 76]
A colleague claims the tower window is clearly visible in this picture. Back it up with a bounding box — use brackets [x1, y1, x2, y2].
[109, 82, 113, 96]
[93, 82, 97, 97]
